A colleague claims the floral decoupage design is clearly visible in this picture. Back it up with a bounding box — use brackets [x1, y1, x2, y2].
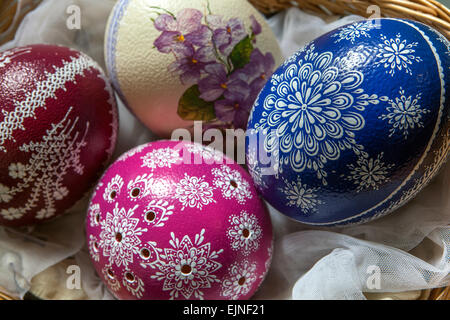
[151, 4, 275, 129]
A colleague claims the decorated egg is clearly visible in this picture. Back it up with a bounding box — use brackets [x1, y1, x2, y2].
[246, 18, 449, 226]
[0, 45, 118, 227]
[86, 140, 273, 300]
[105, 0, 283, 137]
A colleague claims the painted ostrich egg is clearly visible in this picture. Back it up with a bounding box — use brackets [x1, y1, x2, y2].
[0, 45, 118, 227]
[105, 0, 283, 137]
[246, 18, 449, 226]
[85, 140, 273, 300]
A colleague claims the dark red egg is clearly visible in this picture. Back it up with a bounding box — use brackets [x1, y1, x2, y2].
[0, 44, 118, 227]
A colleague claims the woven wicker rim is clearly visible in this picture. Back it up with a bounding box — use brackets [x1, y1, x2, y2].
[0, 285, 448, 300]
[0, 0, 41, 45]
[0, 0, 449, 301]
[250, 0, 450, 39]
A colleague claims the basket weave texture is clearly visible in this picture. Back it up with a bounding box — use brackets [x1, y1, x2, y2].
[0, 0, 41, 45]
[0, 0, 449, 301]
[250, 0, 450, 39]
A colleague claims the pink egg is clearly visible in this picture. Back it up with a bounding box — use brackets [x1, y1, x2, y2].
[0, 45, 118, 227]
[86, 140, 273, 300]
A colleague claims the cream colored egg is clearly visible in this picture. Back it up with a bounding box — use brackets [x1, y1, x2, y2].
[105, 0, 283, 137]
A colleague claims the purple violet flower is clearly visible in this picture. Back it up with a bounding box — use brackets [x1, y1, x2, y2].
[198, 64, 249, 101]
[214, 81, 253, 129]
[243, 48, 275, 91]
[168, 46, 215, 85]
[154, 8, 211, 56]
[207, 15, 247, 56]
[250, 15, 262, 36]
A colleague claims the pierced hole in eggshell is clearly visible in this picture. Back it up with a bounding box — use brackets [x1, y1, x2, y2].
[107, 269, 115, 279]
[140, 248, 151, 259]
[115, 232, 123, 243]
[95, 213, 100, 224]
[238, 277, 246, 286]
[145, 211, 156, 222]
[181, 264, 192, 275]
[93, 242, 99, 252]
[230, 180, 238, 188]
[131, 188, 141, 198]
[125, 272, 135, 283]
[109, 190, 117, 200]
[242, 228, 251, 239]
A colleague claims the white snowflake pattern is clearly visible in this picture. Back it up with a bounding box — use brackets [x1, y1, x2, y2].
[279, 177, 322, 214]
[372, 133, 449, 221]
[126, 174, 154, 201]
[101, 265, 121, 292]
[103, 174, 124, 203]
[1, 208, 21, 220]
[99, 203, 148, 268]
[379, 88, 430, 139]
[342, 131, 449, 226]
[0, 184, 12, 204]
[175, 174, 216, 210]
[221, 260, 257, 300]
[0, 108, 88, 221]
[212, 165, 252, 204]
[255, 44, 387, 185]
[141, 147, 182, 170]
[375, 33, 422, 76]
[151, 229, 223, 300]
[8, 163, 26, 179]
[344, 152, 395, 192]
[332, 20, 376, 43]
[325, 20, 449, 226]
[143, 199, 175, 227]
[88, 234, 100, 262]
[138, 241, 163, 270]
[88, 203, 101, 227]
[122, 270, 145, 299]
[227, 211, 262, 256]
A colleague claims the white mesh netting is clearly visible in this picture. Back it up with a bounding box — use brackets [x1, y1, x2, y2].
[0, 0, 448, 300]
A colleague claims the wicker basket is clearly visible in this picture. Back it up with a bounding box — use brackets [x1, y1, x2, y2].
[0, 0, 449, 301]
[250, 0, 450, 39]
[0, 0, 41, 45]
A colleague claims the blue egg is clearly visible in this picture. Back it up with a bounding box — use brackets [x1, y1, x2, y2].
[246, 18, 449, 226]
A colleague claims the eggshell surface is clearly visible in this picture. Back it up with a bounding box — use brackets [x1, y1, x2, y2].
[105, 0, 283, 137]
[0, 45, 118, 227]
[246, 18, 449, 226]
[86, 140, 273, 300]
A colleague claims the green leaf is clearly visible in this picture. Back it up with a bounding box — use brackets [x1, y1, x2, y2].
[229, 36, 254, 70]
[178, 85, 216, 121]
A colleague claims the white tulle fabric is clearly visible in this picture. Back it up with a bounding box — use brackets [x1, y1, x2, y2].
[0, 0, 448, 300]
